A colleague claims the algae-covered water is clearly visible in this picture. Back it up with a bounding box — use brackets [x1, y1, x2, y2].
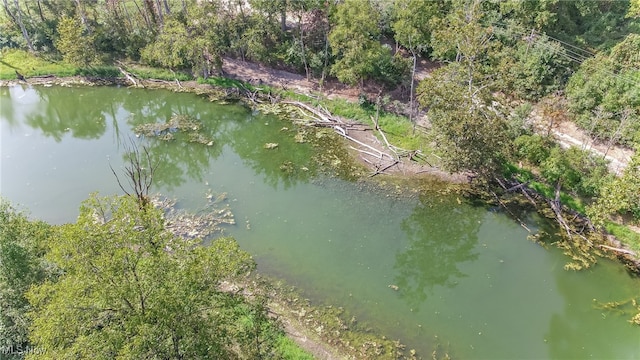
[2, 85, 639, 359]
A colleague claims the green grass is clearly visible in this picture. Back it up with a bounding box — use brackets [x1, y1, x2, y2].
[323, 98, 427, 151]
[198, 76, 254, 89]
[75, 66, 121, 77]
[528, 181, 586, 214]
[605, 221, 640, 254]
[0, 49, 76, 79]
[274, 335, 315, 360]
[0, 49, 192, 81]
[506, 163, 587, 214]
[128, 64, 192, 81]
[0, 49, 123, 79]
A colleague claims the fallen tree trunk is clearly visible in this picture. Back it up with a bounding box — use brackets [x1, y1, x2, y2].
[118, 66, 144, 88]
[598, 244, 636, 256]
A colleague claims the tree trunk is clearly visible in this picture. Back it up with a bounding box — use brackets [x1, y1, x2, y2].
[3, 0, 34, 51]
[280, 0, 287, 32]
[35, 0, 45, 22]
[73, 0, 91, 34]
[409, 42, 417, 133]
[154, 0, 164, 26]
[132, 0, 152, 30]
[180, 0, 187, 15]
[298, 14, 309, 80]
[142, 0, 158, 28]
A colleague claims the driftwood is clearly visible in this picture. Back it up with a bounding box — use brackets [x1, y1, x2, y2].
[496, 176, 597, 246]
[117, 66, 144, 88]
[598, 244, 637, 256]
[370, 115, 400, 160]
[340, 131, 394, 160]
[284, 101, 334, 123]
[490, 190, 531, 232]
[285, 101, 396, 162]
[350, 146, 383, 159]
[369, 160, 400, 177]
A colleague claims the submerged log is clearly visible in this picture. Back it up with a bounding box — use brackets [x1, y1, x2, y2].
[598, 244, 636, 256]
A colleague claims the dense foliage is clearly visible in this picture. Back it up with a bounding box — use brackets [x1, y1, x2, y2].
[0, 201, 52, 357]
[0, 196, 303, 359]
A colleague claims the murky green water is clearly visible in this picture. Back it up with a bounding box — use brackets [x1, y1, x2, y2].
[2, 85, 639, 359]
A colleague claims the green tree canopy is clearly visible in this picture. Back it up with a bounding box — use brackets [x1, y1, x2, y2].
[417, 63, 510, 178]
[418, 1, 510, 178]
[26, 194, 256, 359]
[588, 151, 640, 227]
[55, 15, 97, 66]
[328, 0, 400, 86]
[495, 34, 572, 101]
[566, 34, 640, 146]
[140, 18, 192, 70]
[0, 200, 52, 354]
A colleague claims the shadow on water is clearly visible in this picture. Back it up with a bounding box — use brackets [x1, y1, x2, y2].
[6, 85, 112, 141]
[394, 193, 481, 311]
[5, 85, 320, 192]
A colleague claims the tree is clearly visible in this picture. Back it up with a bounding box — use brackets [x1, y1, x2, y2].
[417, 0, 510, 178]
[629, 0, 640, 18]
[495, 33, 573, 101]
[328, 0, 390, 86]
[26, 194, 257, 359]
[140, 18, 192, 70]
[430, 0, 497, 93]
[417, 64, 510, 178]
[392, 0, 439, 126]
[0, 200, 52, 355]
[541, 146, 610, 197]
[141, 2, 227, 78]
[588, 151, 640, 227]
[497, 0, 558, 33]
[566, 34, 640, 146]
[2, 0, 34, 51]
[110, 139, 157, 208]
[55, 15, 97, 66]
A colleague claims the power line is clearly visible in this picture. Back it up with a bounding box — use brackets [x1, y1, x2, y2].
[489, 21, 640, 87]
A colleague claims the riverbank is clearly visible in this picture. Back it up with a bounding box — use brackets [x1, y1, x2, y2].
[2, 68, 639, 350]
[1, 75, 434, 359]
[5, 70, 640, 273]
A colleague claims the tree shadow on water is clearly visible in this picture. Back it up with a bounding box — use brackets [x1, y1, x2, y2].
[394, 194, 483, 311]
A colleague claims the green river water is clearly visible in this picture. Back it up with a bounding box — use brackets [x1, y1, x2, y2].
[1, 85, 639, 359]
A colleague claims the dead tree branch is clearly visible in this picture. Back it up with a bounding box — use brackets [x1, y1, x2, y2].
[110, 137, 158, 208]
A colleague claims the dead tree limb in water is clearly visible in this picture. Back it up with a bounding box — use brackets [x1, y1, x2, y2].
[598, 244, 636, 256]
[116, 61, 144, 88]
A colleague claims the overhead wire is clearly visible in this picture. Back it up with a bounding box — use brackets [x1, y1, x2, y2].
[487, 20, 640, 87]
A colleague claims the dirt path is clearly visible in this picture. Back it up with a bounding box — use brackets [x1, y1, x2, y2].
[545, 119, 633, 174]
[223, 57, 361, 101]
